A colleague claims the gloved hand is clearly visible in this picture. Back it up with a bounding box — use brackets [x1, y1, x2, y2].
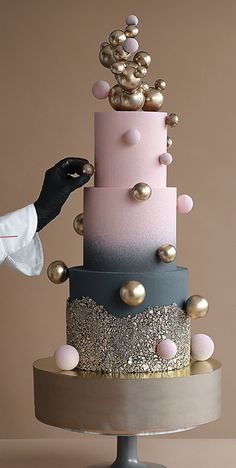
[34, 157, 91, 231]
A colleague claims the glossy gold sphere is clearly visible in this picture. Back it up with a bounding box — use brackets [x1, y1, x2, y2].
[82, 162, 94, 176]
[133, 51, 151, 68]
[166, 113, 179, 127]
[155, 79, 167, 91]
[185, 295, 209, 319]
[109, 85, 145, 111]
[120, 280, 146, 306]
[134, 66, 147, 78]
[125, 25, 139, 38]
[157, 244, 176, 263]
[131, 182, 152, 201]
[167, 136, 173, 149]
[111, 61, 126, 74]
[113, 45, 130, 61]
[73, 213, 84, 236]
[109, 29, 126, 46]
[47, 260, 69, 284]
[142, 87, 163, 111]
[99, 44, 114, 68]
[140, 82, 149, 94]
[116, 66, 141, 92]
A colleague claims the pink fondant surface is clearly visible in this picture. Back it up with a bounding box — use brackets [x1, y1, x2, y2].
[94, 111, 167, 188]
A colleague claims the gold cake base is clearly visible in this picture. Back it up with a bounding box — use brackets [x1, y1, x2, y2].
[33, 357, 222, 435]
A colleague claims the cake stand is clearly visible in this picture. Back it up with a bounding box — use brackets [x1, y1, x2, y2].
[33, 357, 222, 468]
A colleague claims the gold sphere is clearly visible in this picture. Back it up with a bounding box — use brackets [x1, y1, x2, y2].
[157, 244, 176, 263]
[166, 113, 179, 127]
[47, 260, 69, 284]
[133, 51, 151, 68]
[99, 44, 114, 68]
[111, 61, 126, 74]
[125, 25, 139, 38]
[185, 295, 209, 319]
[167, 136, 173, 149]
[82, 162, 94, 176]
[142, 87, 163, 111]
[109, 85, 145, 111]
[134, 66, 147, 78]
[140, 82, 149, 94]
[116, 66, 141, 92]
[113, 45, 130, 61]
[109, 29, 126, 46]
[131, 182, 152, 201]
[155, 79, 167, 91]
[73, 213, 83, 235]
[120, 280, 146, 306]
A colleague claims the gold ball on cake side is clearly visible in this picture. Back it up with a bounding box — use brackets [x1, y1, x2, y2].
[185, 295, 209, 319]
[157, 244, 177, 263]
[131, 182, 152, 201]
[166, 113, 179, 127]
[120, 280, 146, 306]
[47, 261, 69, 284]
[167, 136, 173, 149]
[73, 213, 84, 236]
[142, 87, 163, 111]
[82, 162, 94, 176]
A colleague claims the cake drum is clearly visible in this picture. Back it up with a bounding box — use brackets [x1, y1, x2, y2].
[33, 357, 222, 468]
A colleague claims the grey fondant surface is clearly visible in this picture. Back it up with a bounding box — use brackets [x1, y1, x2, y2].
[69, 266, 188, 317]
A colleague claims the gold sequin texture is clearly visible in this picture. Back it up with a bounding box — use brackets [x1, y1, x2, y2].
[66, 298, 191, 374]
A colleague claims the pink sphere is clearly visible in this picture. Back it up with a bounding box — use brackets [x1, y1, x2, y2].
[123, 128, 141, 145]
[159, 152, 173, 166]
[54, 344, 79, 371]
[92, 80, 110, 99]
[126, 15, 139, 26]
[191, 334, 214, 361]
[177, 194, 193, 214]
[123, 38, 139, 53]
[156, 339, 177, 360]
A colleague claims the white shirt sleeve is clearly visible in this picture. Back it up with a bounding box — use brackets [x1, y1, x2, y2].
[0, 204, 44, 276]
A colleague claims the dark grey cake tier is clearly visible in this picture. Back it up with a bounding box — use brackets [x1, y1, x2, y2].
[69, 265, 188, 318]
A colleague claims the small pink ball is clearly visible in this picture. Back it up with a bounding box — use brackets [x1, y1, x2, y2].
[159, 152, 173, 166]
[177, 194, 193, 214]
[54, 344, 79, 371]
[156, 339, 177, 360]
[126, 15, 139, 26]
[123, 38, 139, 53]
[92, 80, 110, 99]
[191, 334, 214, 361]
[123, 128, 141, 145]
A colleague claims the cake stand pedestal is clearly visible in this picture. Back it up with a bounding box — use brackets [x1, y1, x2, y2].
[33, 357, 222, 468]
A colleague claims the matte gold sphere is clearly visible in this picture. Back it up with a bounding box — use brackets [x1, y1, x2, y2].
[185, 295, 209, 319]
[82, 162, 94, 176]
[167, 136, 173, 149]
[133, 51, 151, 68]
[166, 113, 179, 127]
[120, 280, 146, 306]
[116, 66, 141, 92]
[99, 44, 114, 68]
[155, 79, 167, 91]
[111, 61, 126, 74]
[113, 45, 130, 61]
[73, 213, 83, 235]
[157, 244, 176, 263]
[131, 182, 152, 201]
[134, 66, 147, 78]
[109, 85, 145, 111]
[109, 29, 126, 46]
[142, 87, 163, 111]
[125, 25, 139, 38]
[47, 260, 69, 284]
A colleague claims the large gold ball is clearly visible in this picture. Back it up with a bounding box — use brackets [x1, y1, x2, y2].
[166, 113, 179, 127]
[109, 29, 126, 46]
[142, 87, 163, 111]
[116, 66, 141, 92]
[47, 260, 69, 284]
[113, 45, 130, 61]
[157, 244, 176, 263]
[155, 79, 167, 91]
[133, 51, 151, 68]
[73, 213, 83, 235]
[120, 280, 146, 306]
[82, 162, 94, 176]
[167, 136, 173, 149]
[185, 295, 209, 319]
[99, 44, 114, 68]
[109, 85, 145, 111]
[131, 182, 152, 201]
[125, 25, 139, 38]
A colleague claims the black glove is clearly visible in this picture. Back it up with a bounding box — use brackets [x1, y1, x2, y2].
[34, 157, 91, 231]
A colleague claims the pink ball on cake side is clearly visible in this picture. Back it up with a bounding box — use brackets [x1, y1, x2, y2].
[123, 128, 141, 145]
[156, 339, 177, 359]
[54, 344, 79, 371]
[126, 15, 139, 25]
[123, 38, 139, 53]
[191, 334, 215, 361]
[177, 194, 193, 214]
[92, 80, 110, 99]
[159, 152, 173, 166]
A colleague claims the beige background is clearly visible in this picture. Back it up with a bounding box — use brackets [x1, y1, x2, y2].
[0, 0, 234, 439]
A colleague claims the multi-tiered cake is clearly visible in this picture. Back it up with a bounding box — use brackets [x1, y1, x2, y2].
[48, 15, 215, 375]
